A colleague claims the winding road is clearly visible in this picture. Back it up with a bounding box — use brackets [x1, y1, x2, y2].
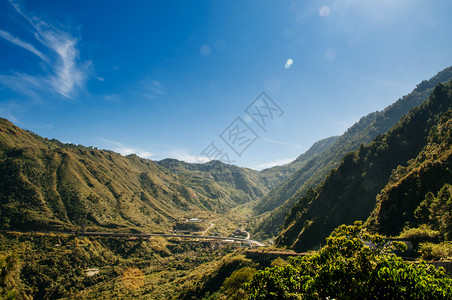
[82, 231, 266, 247]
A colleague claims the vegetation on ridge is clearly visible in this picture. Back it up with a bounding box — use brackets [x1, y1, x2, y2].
[276, 80, 452, 252]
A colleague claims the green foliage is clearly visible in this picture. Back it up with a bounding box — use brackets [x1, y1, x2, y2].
[398, 225, 441, 249]
[0, 252, 20, 300]
[221, 266, 257, 300]
[176, 253, 256, 300]
[246, 223, 452, 299]
[417, 184, 452, 239]
[366, 106, 452, 237]
[419, 242, 452, 261]
[0, 232, 241, 299]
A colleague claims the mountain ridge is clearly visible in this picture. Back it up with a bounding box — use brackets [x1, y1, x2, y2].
[275, 80, 452, 251]
[250, 66, 452, 241]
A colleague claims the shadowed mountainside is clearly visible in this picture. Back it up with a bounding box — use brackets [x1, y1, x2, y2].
[276, 81, 452, 251]
[251, 66, 452, 241]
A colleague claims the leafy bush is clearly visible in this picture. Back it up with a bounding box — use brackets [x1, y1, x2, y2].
[419, 242, 452, 261]
[246, 222, 452, 299]
[398, 224, 441, 249]
[221, 266, 257, 299]
[398, 225, 441, 241]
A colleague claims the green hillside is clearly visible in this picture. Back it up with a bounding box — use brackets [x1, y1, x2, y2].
[255, 135, 339, 214]
[275, 81, 452, 251]
[155, 136, 340, 214]
[156, 159, 271, 207]
[0, 118, 266, 232]
[251, 66, 452, 241]
[366, 111, 452, 237]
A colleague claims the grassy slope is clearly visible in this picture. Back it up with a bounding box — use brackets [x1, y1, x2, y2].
[255, 136, 339, 214]
[0, 118, 260, 232]
[156, 159, 271, 207]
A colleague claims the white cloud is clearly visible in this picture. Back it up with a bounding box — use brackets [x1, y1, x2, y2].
[149, 80, 165, 95]
[168, 149, 212, 164]
[252, 157, 296, 170]
[0, 29, 47, 62]
[0, 101, 23, 124]
[0, 0, 90, 99]
[99, 138, 153, 159]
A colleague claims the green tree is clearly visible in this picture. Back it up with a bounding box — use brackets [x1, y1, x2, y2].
[0, 253, 20, 300]
[246, 222, 452, 299]
[416, 184, 452, 239]
[221, 267, 257, 300]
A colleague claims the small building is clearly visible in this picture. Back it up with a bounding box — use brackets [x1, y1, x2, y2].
[187, 218, 201, 223]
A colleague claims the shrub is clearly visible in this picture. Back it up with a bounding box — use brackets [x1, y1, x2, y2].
[246, 222, 452, 299]
[419, 242, 452, 261]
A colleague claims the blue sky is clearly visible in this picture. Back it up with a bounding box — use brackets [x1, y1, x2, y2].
[1, 0, 452, 169]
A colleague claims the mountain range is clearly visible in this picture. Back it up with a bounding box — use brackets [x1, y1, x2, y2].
[250, 66, 452, 241]
[0, 66, 451, 251]
[276, 79, 452, 251]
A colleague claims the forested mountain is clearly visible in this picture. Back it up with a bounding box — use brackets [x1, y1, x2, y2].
[0, 118, 276, 232]
[251, 66, 452, 240]
[257, 136, 339, 188]
[0, 120, 335, 233]
[366, 110, 452, 237]
[155, 136, 341, 208]
[254, 136, 339, 214]
[156, 159, 272, 206]
[276, 81, 452, 251]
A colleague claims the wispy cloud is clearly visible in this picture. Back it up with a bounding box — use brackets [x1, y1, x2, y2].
[99, 138, 153, 159]
[262, 137, 303, 149]
[0, 101, 26, 124]
[167, 149, 211, 164]
[104, 94, 121, 102]
[0, 29, 47, 62]
[142, 80, 166, 99]
[331, 117, 360, 132]
[0, 0, 90, 99]
[252, 157, 296, 170]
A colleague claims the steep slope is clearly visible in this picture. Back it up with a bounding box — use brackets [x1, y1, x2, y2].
[0, 119, 247, 232]
[255, 136, 339, 214]
[155, 136, 339, 209]
[251, 66, 452, 240]
[275, 81, 452, 251]
[366, 111, 452, 236]
[156, 159, 270, 207]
